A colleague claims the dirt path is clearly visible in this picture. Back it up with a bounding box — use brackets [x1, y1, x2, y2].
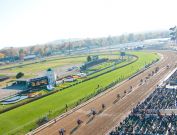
[33, 51, 177, 135]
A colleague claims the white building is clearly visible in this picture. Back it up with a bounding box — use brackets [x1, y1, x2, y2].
[64, 77, 75, 82]
[77, 73, 87, 78]
[46, 68, 57, 86]
[24, 55, 36, 60]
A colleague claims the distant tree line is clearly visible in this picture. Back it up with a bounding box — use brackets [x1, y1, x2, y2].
[0, 31, 169, 58]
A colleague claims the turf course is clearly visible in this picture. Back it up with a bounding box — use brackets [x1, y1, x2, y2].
[0, 52, 159, 135]
[1, 57, 85, 74]
[0, 53, 120, 78]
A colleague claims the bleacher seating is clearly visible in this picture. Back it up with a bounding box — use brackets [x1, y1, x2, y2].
[109, 71, 177, 135]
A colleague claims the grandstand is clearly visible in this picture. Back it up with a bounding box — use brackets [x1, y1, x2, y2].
[12, 76, 49, 91]
[109, 70, 177, 135]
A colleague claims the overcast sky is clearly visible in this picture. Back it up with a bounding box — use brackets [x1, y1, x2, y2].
[0, 0, 176, 49]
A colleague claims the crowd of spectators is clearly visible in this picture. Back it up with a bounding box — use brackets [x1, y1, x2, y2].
[136, 88, 177, 111]
[109, 86, 177, 135]
[110, 112, 177, 135]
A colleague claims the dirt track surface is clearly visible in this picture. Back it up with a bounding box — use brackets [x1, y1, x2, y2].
[35, 51, 177, 135]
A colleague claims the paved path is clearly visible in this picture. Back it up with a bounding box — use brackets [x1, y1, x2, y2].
[0, 88, 20, 100]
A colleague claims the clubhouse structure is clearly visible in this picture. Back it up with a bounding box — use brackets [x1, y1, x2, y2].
[12, 68, 57, 91]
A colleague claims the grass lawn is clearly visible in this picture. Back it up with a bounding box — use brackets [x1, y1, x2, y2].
[56, 55, 134, 89]
[0, 90, 49, 111]
[0, 54, 133, 112]
[3, 57, 85, 74]
[88, 61, 115, 71]
[0, 55, 84, 70]
[0, 51, 159, 135]
[0, 53, 120, 78]
[88, 56, 136, 78]
[0, 53, 130, 112]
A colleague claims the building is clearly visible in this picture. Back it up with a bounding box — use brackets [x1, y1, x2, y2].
[91, 55, 99, 61]
[15, 76, 49, 90]
[46, 68, 57, 86]
[80, 56, 108, 71]
[9, 68, 57, 91]
[24, 55, 36, 61]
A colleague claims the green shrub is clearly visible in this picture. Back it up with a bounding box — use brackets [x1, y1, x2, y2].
[36, 116, 49, 126]
[16, 72, 24, 79]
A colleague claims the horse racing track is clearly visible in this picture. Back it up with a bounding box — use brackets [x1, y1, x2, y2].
[32, 51, 177, 135]
[0, 51, 174, 135]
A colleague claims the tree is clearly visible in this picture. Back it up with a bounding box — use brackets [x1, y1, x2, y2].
[0, 30, 170, 58]
[119, 35, 127, 43]
[87, 56, 92, 62]
[0, 53, 5, 58]
[44, 45, 49, 56]
[16, 72, 24, 79]
[37, 116, 48, 126]
[39, 48, 45, 56]
[8, 47, 18, 57]
[128, 33, 135, 42]
[30, 46, 35, 54]
[107, 36, 113, 45]
[137, 34, 145, 41]
[120, 52, 126, 60]
[19, 49, 25, 60]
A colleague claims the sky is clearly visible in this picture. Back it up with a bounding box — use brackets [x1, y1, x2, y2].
[0, 0, 177, 49]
